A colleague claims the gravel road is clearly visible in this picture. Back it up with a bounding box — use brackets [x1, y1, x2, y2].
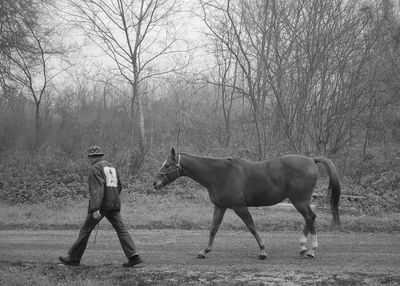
[0, 229, 399, 285]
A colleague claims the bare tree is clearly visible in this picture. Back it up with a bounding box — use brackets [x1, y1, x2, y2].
[198, 0, 400, 157]
[0, 0, 37, 96]
[0, 0, 36, 60]
[67, 0, 188, 170]
[198, 0, 269, 159]
[1, 1, 70, 149]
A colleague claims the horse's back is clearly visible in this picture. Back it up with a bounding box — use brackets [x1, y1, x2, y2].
[243, 154, 317, 179]
[232, 155, 318, 207]
[279, 155, 318, 175]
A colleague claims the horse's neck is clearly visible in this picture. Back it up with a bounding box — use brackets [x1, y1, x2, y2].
[180, 154, 218, 188]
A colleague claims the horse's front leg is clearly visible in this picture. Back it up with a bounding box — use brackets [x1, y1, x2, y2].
[233, 205, 267, 260]
[197, 205, 226, 259]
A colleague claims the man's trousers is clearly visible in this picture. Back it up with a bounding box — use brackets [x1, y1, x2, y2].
[68, 210, 137, 261]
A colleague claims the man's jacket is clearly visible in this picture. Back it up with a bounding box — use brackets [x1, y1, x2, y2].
[88, 159, 122, 213]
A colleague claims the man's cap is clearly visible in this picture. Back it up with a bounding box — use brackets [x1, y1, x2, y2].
[87, 146, 104, 157]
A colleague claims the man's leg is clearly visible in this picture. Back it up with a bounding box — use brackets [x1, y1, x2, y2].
[106, 211, 142, 266]
[60, 213, 101, 264]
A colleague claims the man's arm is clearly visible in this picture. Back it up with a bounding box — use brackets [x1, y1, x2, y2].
[88, 166, 104, 213]
[116, 169, 122, 194]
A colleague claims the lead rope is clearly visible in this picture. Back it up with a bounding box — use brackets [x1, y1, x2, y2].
[89, 155, 182, 245]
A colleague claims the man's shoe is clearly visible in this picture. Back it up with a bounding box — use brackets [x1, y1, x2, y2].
[123, 254, 143, 267]
[58, 256, 80, 266]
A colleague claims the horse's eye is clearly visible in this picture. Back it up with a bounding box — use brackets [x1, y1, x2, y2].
[164, 164, 169, 168]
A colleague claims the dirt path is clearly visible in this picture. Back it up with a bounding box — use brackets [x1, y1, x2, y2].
[1, 229, 399, 285]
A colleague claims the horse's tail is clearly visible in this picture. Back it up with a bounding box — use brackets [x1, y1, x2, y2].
[313, 157, 341, 226]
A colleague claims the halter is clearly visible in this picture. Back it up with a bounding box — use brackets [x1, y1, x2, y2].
[157, 154, 182, 183]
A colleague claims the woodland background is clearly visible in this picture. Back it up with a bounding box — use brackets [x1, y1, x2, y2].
[0, 0, 399, 216]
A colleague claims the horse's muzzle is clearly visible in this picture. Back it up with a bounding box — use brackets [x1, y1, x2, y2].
[153, 180, 163, 190]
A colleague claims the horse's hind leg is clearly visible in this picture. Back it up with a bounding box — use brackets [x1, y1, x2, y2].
[293, 201, 318, 258]
[197, 205, 226, 259]
[232, 206, 267, 260]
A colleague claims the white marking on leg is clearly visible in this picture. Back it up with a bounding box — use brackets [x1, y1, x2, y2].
[299, 234, 308, 252]
[310, 234, 318, 250]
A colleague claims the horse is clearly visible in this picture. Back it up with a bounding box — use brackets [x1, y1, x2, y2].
[153, 147, 341, 259]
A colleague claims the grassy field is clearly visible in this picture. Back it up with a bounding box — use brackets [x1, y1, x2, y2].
[1, 191, 399, 233]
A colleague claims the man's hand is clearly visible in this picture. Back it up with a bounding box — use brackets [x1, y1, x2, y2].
[93, 210, 101, 220]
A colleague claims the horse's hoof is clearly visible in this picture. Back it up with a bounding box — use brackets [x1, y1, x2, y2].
[258, 253, 267, 260]
[196, 253, 206, 259]
[306, 251, 315, 258]
[300, 250, 308, 258]
[300, 250, 315, 258]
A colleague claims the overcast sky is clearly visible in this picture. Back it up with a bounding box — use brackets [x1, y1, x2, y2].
[53, 0, 214, 87]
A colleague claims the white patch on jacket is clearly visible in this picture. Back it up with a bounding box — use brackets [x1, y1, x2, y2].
[104, 167, 118, 187]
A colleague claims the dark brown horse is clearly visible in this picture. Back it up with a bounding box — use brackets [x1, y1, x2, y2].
[153, 147, 340, 259]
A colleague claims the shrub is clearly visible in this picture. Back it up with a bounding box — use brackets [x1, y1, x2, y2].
[0, 145, 399, 216]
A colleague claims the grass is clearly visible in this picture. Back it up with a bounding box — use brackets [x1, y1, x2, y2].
[0, 262, 124, 286]
[1, 191, 399, 233]
[2, 261, 399, 286]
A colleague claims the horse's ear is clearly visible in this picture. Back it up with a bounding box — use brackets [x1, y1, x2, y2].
[171, 147, 176, 159]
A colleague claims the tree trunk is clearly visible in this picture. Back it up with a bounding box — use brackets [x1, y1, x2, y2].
[34, 101, 41, 150]
[129, 80, 146, 174]
[137, 93, 145, 149]
[362, 127, 369, 157]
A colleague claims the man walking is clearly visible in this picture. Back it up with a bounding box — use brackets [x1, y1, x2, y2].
[59, 146, 142, 267]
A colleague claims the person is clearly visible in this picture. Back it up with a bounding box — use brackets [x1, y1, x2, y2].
[59, 146, 142, 267]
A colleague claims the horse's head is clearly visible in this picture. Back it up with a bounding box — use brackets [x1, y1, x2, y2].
[153, 147, 182, 190]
